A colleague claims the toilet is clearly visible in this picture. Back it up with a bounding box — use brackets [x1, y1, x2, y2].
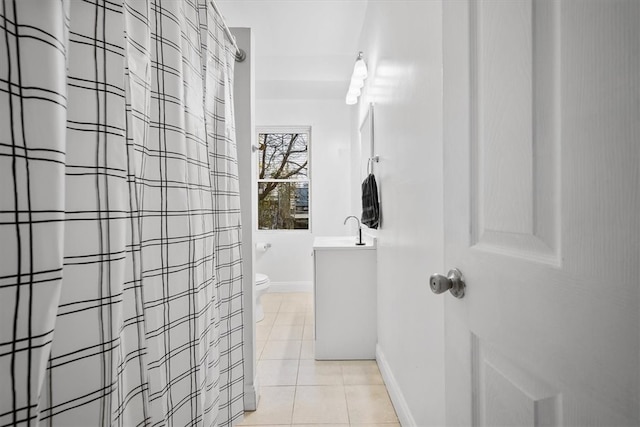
[255, 273, 271, 322]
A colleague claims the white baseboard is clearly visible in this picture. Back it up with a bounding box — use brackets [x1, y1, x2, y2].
[376, 344, 416, 427]
[267, 281, 313, 293]
[243, 375, 259, 411]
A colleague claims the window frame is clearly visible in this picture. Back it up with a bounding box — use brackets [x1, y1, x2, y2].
[255, 126, 312, 233]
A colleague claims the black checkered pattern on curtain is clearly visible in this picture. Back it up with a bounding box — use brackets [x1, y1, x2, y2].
[0, 0, 244, 425]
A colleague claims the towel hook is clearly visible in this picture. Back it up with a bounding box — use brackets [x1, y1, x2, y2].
[367, 155, 380, 175]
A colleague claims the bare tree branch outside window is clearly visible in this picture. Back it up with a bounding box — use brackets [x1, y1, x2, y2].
[257, 132, 309, 230]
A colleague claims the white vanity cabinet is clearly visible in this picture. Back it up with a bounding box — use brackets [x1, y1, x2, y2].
[312, 236, 377, 360]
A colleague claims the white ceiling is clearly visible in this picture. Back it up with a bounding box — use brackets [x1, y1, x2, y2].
[216, 0, 369, 100]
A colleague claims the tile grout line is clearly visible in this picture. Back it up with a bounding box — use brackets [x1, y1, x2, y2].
[341, 360, 353, 426]
[291, 294, 311, 424]
[290, 293, 308, 426]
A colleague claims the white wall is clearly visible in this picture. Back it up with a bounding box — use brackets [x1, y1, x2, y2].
[351, 2, 446, 426]
[255, 99, 352, 286]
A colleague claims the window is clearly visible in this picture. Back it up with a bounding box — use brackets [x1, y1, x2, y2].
[257, 129, 310, 230]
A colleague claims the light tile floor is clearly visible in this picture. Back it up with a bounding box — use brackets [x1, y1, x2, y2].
[239, 292, 400, 427]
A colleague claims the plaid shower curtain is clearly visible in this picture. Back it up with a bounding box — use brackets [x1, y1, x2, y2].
[0, 0, 244, 425]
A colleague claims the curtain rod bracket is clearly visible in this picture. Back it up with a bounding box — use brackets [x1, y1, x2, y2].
[235, 49, 246, 63]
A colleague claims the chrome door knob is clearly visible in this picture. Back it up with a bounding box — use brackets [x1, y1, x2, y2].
[429, 268, 465, 299]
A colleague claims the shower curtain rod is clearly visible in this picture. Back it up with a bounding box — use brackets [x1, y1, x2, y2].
[210, 0, 246, 62]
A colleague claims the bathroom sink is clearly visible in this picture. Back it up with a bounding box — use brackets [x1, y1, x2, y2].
[313, 236, 377, 250]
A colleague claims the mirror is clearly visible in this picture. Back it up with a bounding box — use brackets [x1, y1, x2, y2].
[359, 103, 374, 178]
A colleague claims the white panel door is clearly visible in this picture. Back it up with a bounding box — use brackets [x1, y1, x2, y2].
[442, 1, 639, 426]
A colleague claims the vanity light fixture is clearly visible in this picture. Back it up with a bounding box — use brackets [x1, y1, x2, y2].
[346, 52, 368, 105]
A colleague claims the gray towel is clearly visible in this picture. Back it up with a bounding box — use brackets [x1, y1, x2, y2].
[361, 173, 380, 229]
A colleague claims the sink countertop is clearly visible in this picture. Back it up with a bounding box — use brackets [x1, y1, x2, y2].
[313, 235, 377, 250]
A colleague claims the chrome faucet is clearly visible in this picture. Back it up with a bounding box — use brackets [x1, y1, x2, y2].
[344, 215, 365, 246]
